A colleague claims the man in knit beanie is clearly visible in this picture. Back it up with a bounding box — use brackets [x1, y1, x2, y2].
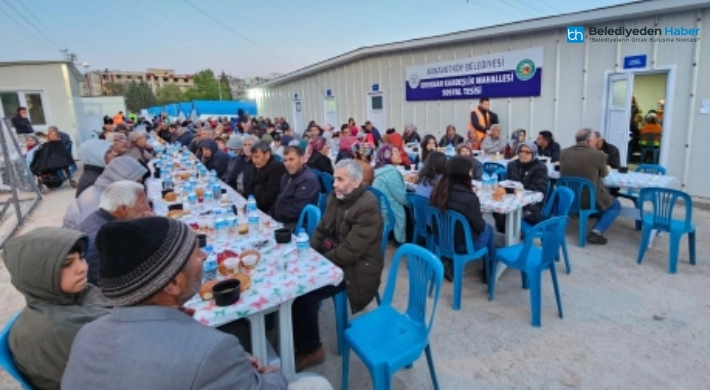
[61, 217, 291, 390]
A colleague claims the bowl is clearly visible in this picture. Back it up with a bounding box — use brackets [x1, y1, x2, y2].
[167, 203, 183, 211]
[213, 279, 241, 306]
[274, 228, 292, 244]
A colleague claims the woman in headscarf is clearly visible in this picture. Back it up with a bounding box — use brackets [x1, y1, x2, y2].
[455, 143, 483, 180]
[125, 131, 155, 165]
[505, 128, 527, 158]
[3, 227, 110, 390]
[372, 145, 408, 244]
[63, 156, 147, 230]
[350, 141, 375, 185]
[75, 139, 116, 198]
[493, 140, 549, 233]
[306, 136, 333, 175]
[384, 129, 411, 166]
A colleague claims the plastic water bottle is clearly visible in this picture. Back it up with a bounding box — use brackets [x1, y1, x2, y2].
[163, 175, 174, 190]
[203, 191, 214, 207]
[213, 209, 223, 230]
[246, 195, 257, 213]
[248, 210, 259, 236]
[215, 219, 227, 244]
[202, 245, 217, 283]
[446, 143, 453, 156]
[296, 228, 309, 259]
[482, 173, 491, 194]
[491, 171, 499, 191]
[212, 183, 222, 200]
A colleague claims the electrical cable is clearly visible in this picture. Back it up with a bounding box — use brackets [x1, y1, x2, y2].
[0, 5, 55, 50]
[1, 0, 61, 48]
[14, 0, 67, 47]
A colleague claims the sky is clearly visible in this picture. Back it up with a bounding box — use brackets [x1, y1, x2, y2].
[0, 0, 634, 78]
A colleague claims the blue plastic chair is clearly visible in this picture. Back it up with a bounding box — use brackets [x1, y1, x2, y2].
[483, 162, 505, 176]
[318, 193, 328, 216]
[1, 313, 34, 389]
[341, 244, 443, 390]
[274, 154, 283, 162]
[521, 187, 575, 274]
[636, 188, 696, 274]
[617, 164, 667, 231]
[320, 172, 334, 195]
[295, 204, 321, 236]
[367, 186, 395, 257]
[427, 207, 491, 308]
[639, 134, 660, 164]
[493, 168, 507, 181]
[491, 216, 569, 327]
[556, 177, 598, 247]
[406, 193, 429, 247]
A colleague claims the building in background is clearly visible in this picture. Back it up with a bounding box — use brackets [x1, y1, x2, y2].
[81, 68, 194, 96]
[0, 61, 86, 147]
[251, 0, 710, 197]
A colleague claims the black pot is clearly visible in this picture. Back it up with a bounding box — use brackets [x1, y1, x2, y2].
[167, 204, 183, 211]
[274, 228, 292, 244]
[221, 188, 228, 194]
[618, 167, 629, 173]
[213, 279, 241, 307]
[153, 167, 161, 179]
[505, 187, 515, 194]
[161, 189, 174, 198]
[197, 234, 207, 248]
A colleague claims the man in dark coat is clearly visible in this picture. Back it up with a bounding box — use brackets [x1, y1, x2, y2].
[247, 141, 286, 214]
[293, 158, 383, 371]
[560, 129, 621, 245]
[199, 139, 229, 178]
[594, 131, 622, 169]
[536, 130, 561, 162]
[272, 146, 320, 229]
[11, 106, 34, 136]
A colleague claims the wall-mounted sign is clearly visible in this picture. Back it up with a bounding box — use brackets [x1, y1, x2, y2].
[405, 47, 544, 101]
[372, 84, 379, 92]
[294, 93, 299, 99]
[326, 89, 332, 96]
[623, 55, 647, 69]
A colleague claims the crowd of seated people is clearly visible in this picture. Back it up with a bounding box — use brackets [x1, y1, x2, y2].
[4, 102, 640, 390]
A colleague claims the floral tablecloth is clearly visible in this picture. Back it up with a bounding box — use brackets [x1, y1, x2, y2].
[603, 170, 679, 190]
[403, 173, 543, 214]
[146, 171, 344, 328]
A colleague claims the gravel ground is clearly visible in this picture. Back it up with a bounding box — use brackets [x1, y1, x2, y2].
[1, 183, 708, 390]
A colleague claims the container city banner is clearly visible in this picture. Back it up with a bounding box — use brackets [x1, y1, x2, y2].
[405, 47, 544, 101]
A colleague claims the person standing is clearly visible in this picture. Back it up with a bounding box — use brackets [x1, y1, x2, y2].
[468, 97, 499, 150]
[11, 106, 34, 141]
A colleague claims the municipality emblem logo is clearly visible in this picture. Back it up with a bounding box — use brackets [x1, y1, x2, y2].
[515, 59, 536, 81]
[408, 73, 420, 89]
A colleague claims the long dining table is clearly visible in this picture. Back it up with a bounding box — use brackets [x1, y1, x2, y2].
[146, 150, 343, 378]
